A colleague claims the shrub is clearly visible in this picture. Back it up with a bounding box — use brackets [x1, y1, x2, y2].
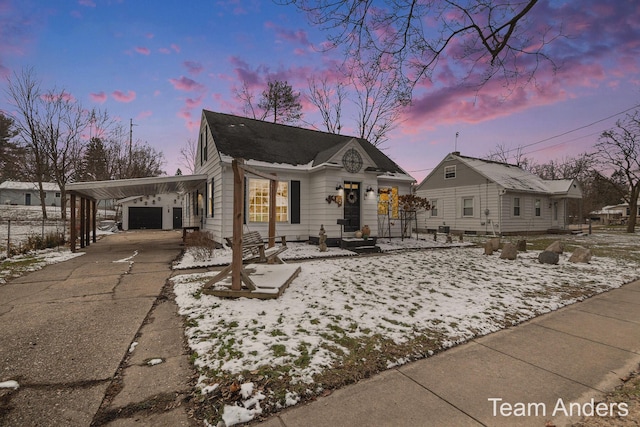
[185, 230, 216, 261]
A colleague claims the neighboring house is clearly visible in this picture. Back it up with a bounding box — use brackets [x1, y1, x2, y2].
[590, 202, 640, 225]
[0, 181, 61, 206]
[415, 153, 583, 235]
[119, 193, 184, 230]
[186, 110, 416, 244]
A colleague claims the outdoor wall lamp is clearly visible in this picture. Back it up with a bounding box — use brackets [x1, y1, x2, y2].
[366, 186, 374, 194]
[336, 184, 343, 191]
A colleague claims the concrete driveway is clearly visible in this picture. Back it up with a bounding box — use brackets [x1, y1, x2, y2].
[0, 231, 196, 426]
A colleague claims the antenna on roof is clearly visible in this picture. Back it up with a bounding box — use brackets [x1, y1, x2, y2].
[454, 132, 460, 153]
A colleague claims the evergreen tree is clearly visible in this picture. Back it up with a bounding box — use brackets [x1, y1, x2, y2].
[258, 80, 303, 124]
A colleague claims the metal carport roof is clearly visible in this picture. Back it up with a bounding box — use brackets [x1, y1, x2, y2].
[66, 174, 208, 200]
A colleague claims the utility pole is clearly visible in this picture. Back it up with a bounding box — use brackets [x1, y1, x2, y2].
[128, 118, 137, 176]
[454, 132, 459, 152]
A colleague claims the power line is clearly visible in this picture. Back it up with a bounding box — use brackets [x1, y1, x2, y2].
[509, 103, 640, 155]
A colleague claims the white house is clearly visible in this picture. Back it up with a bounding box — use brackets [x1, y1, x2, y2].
[119, 193, 184, 230]
[186, 110, 416, 245]
[0, 181, 61, 206]
[590, 201, 640, 225]
[415, 153, 583, 235]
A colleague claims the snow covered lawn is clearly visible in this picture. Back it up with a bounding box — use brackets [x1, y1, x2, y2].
[172, 234, 639, 425]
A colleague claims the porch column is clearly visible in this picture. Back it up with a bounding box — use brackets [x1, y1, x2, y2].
[268, 179, 277, 248]
[231, 159, 245, 291]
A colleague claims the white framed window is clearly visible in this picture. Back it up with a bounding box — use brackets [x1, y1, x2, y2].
[249, 179, 288, 222]
[444, 165, 456, 179]
[462, 197, 473, 217]
[535, 199, 541, 217]
[513, 197, 521, 217]
[430, 199, 438, 217]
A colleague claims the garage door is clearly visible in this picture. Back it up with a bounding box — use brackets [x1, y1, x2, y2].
[128, 207, 163, 230]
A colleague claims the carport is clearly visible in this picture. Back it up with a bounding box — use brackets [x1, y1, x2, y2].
[66, 174, 207, 252]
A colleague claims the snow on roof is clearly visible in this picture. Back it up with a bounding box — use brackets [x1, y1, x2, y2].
[456, 155, 580, 196]
[0, 181, 60, 191]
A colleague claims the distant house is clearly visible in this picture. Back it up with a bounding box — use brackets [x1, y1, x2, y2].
[186, 110, 416, 244]
[590, 201, 640, 225]
[0, 181, 61, 207]
[415, 153, 583, 235]
[119, 193, 184, 230]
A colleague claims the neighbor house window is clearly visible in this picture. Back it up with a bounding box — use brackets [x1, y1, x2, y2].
[249, 179, 288, 222]
[444, 165, 456, 179]
[430, 199, 438, 217]
[535, 199, 541, 217]
[377, 186, 399, 218]
[513, 197, 521, 216]
[462, 197, 473, 216]
[55, 192, 61, 198]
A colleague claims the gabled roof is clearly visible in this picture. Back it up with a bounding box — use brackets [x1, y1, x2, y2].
[0, 181, 60, 192]
[202, 110, 407, 174]
[419, 153, 582, 197]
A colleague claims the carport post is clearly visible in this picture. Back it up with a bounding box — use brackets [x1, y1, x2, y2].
[70, 193, 76, 253]
[92, 199, 97, 243]
[80, 197, 86, 248]
[84, 197, 91, 247]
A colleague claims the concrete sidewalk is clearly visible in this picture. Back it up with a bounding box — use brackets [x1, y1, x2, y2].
[0, 231, 196, 427]
[259, 279, 640, 427]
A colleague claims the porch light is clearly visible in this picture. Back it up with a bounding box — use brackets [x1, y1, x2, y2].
[366, 186, 374, 194]
[336, 184, 343, 191]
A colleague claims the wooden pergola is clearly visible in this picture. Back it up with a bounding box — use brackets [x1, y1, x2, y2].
[68, 192, 97, 252]
[203, 158, 300, 298]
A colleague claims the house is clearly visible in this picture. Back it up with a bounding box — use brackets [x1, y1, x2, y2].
[590, 201, 640, 225]
[415, 152, 583, 235]
[118, 193, 185, 230]
[0, 181, 61, 206]
[186, 110, 416, 245]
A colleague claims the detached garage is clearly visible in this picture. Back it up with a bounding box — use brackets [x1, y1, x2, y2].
[119, 193, 184, 231]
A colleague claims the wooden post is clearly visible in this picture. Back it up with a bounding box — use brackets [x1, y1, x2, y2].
[70, 193, 76, 252]
[80, 197, 85, 248]
[231, 159, 245, 291]
[92, 200, 97, 243]
[85, 198, 91, 246]
[269, 179, 277, 248]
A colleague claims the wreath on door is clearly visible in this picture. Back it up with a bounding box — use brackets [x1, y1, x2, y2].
[347, 191, 358, 204]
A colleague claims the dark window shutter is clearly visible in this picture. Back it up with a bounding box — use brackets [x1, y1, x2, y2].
[291, 180, 301, 224]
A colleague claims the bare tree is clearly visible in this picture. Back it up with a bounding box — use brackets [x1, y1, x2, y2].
[178, 138, 197, 174]
[235, 80, 262, 120]
[307, 76, 345, 134]
[4, 67, 52, 218]
[594, 111, 640, 233]
[282, 0, 557, 95]
[486, 143, 531, 168]
[349, 60, 410, 147]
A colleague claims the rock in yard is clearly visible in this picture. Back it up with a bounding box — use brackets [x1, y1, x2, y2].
[489, 237, 501, 251]
[483, 241, 494, 255]
[516, 239, 527, 251]
[545, 240, 564, 254]
[500, 242, 518, 260]
[538, 250, 560, 265]
[569, 246, 592, 263]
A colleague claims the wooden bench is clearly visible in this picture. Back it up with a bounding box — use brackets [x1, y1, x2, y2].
[225, 231, 288, 264]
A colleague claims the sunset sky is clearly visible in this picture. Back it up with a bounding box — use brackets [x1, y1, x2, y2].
[1, 0, 639, 182]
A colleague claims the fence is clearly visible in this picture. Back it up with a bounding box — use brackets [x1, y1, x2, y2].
[1, 219, 69, 258]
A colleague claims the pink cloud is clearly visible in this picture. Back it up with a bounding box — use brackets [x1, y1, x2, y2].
[158, 47, 171, 54]
[184, 61, 203, 75]
[112, 90, 136, 103]
[171, 43, 180, 53]
[169, 76, 205, 92]
[137, 110, 152, 120]
[185, 95, 204, 109]
[41, 91, 75, 103]
[135, 46, 150, 55]
[90, 91, 107, 103]
[78, 0, 96, 7]
[264, 22, 310, 47]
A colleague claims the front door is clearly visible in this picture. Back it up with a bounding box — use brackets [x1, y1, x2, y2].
[343, 181, 360, 232]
